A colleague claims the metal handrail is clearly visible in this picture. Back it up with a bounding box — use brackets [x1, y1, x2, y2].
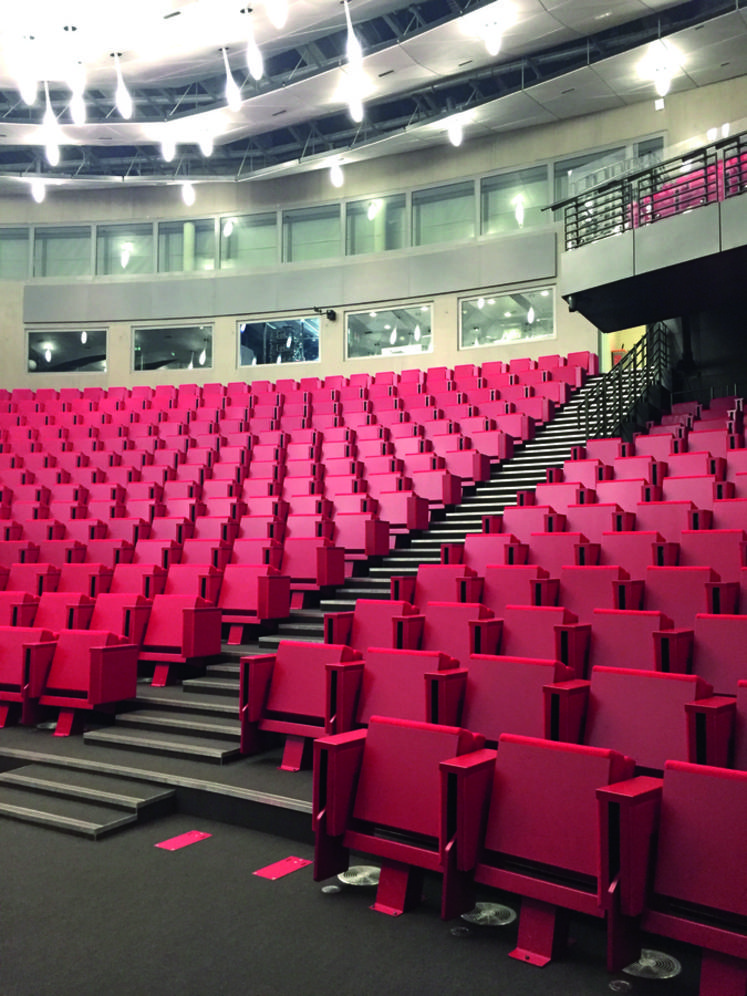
[579, 323, 672, 441]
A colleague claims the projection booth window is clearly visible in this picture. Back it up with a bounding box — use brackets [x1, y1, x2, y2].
[459, 288, 555, 349]
[27, 329, 107, 373]
[133, 325, 213, 371]
[346, 304, 432, 359]
[238, 317, 320, 367]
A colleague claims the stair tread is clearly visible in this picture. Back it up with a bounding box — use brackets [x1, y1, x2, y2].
[84, 727, 241, 761]
[135, 686, 237, 715]
[0, 764, 175, 808]
[115, 709, 241, 737]
[0, 785, 139, 835]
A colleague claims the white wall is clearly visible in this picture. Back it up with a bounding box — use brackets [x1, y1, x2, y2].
[0, 74, 743, 391]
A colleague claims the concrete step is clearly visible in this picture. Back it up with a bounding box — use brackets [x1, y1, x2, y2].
[83, 726, 242, 765]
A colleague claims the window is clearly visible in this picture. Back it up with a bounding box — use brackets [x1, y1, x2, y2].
[27, 329, 107, 373]
[460, 288, 554, 349]
[346, 304, 432, 359]
[133, 325, 212, 371]
[282, 205, 341, 262]
[412, 182, 475, 247]
[220, 213, 278, 269]
[0, 228, 29, 279]
[97, 223, 154, 276]
[346, 194, 406, 255]
[481, 166, 550, 235]
[238, 316, 320, 367]
[33, 226, 91, 277]
[158, 220, 215, 272]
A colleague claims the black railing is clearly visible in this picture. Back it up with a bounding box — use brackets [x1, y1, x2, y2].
[579, 322, 672, 441]
[555, 131, 747, 251]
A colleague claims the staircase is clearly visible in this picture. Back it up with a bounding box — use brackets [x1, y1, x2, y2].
[0, 762, 176, 838]
[256, 373, 602, 647]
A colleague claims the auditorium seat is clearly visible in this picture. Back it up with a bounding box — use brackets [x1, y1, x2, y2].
[629, 761, 747, 996]
[0, 625, 57, 727]
[353, 647, 465, 727]
[138, 593, 222, 687]
[390, 563, 480, 605]
[323, 598, 418, 653]
[313, 715, 486, 918]
[395, 601, 501, 662]
[239, 640, 363, 768]
[527, 531, 600, 576]
[643, 565, 738, 626]
[217, 564, 291, 645]
[31, 590, 94, 633]
[493, 605, 590, 678]
[589, 608, 690, 673]
[451, 733, 638, 969]
[38, 629, 138, 736]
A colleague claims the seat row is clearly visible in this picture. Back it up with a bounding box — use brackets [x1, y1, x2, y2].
[312, 715, 747, 995]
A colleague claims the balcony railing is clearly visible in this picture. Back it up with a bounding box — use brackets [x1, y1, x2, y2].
[554, 131, 747, 252]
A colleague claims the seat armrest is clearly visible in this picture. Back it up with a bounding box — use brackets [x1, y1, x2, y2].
[543, 679, 590, 742]
[239, 654, 275, 717]
[390, 575, 416, 602]
[458, 576, 484, 603]
[685, 695, 736, 767]
[394, 613, 424, 649]
[613, 579, 645, 611]
[441, 542, 464, 565]
[555, 622, 591, 679]
[324, 611, 354, 645]
[531, 577, 559, 606]
[425, 668, 468, 726]
[440, 749, 497, 871]
[24, 642, 58, 698]
[313, 729, 368, 836]
[706, 581, 739, 615]
[325, 661, 365, 734]
[653, 628, 694, 673]
[597, 776, 663, 916]
[469, 617, 502, 656]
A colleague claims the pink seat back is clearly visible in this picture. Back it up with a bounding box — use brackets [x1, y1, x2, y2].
[265, 641, 358, 719]
[356, 648, 454, 726]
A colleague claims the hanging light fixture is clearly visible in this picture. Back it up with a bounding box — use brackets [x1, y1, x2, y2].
[447, 118, 463, 147]
[198, 342, 207, 366]
[330, 163, 344, 188]
[42, 82, 60, 168]
[80, 330, 88, 344]
[112, 53, 133, 119]
[221, 48, 242, 112]
[30, 178, 46, 204]
[367, 199, 382, 221]
[198, 132, 214, 157]
[16, 35, 38, 106]
[242, 8, 264, 81]
[161, 132, 176, 163]
[182, 181, 196, 206]
[527, 306, 535, 324]
[348, 94, 364, 123]
[343, 0, 363, 67]
[389, 326, 397, 345]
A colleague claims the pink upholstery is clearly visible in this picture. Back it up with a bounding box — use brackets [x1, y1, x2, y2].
[139, 594, 222, 686]
[0, 625, 57, 727]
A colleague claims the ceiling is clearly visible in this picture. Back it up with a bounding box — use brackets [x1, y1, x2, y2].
[0, 0, 744, 193]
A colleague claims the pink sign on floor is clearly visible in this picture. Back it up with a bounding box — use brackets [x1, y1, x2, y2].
[254, 856, 312, 880]
[155, 830, 213, 851]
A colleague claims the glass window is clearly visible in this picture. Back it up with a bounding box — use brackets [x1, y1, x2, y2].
[0, 228, 30, 280]
[238, 316, 320, 367]
[346, 194, 406, 255]
[346, 304, 432, 360]
[158, 220, 215, 272]
[33, 226, 91, 277]
[412, 182, 475, 247]
[481, 167, 550, 235]
[219, 213, 277, 270]
[460, 288, 554, 349]
[282, 205, 341, 262]
[27, 329, 107, 373]
[133, 324, 212, 371]
[97, 223, 154, 276]
[554, 148, 626, 205]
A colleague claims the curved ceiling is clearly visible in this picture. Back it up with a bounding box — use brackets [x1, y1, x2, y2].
[0, 0, 742, 190]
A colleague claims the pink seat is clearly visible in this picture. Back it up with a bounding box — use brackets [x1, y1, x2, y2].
[278, 537, 345, 606]
[32, 591, 94, 633]
[496, 604, 590, 678]
[139, 594, 222, 687]
[454, 734, 635, 969]
[555, 565, 639, 622]
[0, 625, 57, 727]
[633, 761, 747, 996]
[108, 562, 166, 598]
[313, 715, 485, 918]
[599, 530, 678, 576]
[440, 530, 527, 572]
[38, 629, 138, 736]
[163, 563, 223, 604]
[643, 565, 737, 627]
[239, 640, 363, 768]
[589, 608, 681, 673]
[678, 528, 745, 582]
[461, 654, 575, 743]
[217, 564, 291, 644]
[480, 565, 549, 616]
[88, 592, 152, 646]
[692, 613, 747, 695]
[396, 601, 500, 663]
[527, 532, 600, 576]
[6, 562, 60, 596]
[563, 503, 634, 542]
[501, 504, 565, 544]
[390, 563, 479, 605]
[574, 665, 723, 770]
[354, 647, 464, 727]
[324, 598, 418, 653]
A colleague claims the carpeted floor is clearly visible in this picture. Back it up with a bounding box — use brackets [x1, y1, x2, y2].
[0, 813, 700, 996]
